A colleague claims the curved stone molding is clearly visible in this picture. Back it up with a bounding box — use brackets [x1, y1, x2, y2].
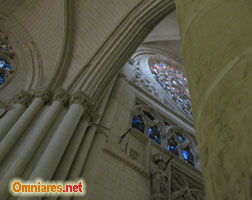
[30, 88, 52, 103]
[69, 1, 175, 98]
[52, 88, 70, 104]
[0, 13, 43, 90]
[46, 0, 72, 89]
[12, 90, 31, 107]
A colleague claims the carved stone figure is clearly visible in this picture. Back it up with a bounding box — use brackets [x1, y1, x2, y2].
[151, 154, 172, 200]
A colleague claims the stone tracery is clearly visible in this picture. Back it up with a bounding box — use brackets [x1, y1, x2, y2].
[131, 104, 199, 168]
[150, 61, 192, 116]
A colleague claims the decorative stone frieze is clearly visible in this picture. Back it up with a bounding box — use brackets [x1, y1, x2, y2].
[171, 169, 205, 200]
[129, 148, 139, 160]
[70, 90, 99, 121]
[52, 88, 70, 104]
[12, 90, 32, 107]
[30, 88, 52, 103]
[70, 90, 96, 110]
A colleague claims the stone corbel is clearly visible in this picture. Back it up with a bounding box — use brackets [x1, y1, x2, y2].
[52, 88, 70, 104]
[12, 90, 32, 107]
[30, 88, 52, 103]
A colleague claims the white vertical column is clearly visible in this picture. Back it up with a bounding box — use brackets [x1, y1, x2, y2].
[67, 77, 115, 182]
[1, 89, 69, 181]
[0, 88, 51, 162]
[67, 125, 97, 179]
[29, 90, 96, 180]
[53, 118, 91, 180]
[0, 90, 31, 141]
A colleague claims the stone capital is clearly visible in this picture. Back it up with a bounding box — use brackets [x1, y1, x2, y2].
[0, 100, 13, 110]
[86, 109, 100, 123]
[52, 88, 70, 104]
[70, 90, 96, 110]
[30, 88, 52, 103]
[12, 90, 32, 107]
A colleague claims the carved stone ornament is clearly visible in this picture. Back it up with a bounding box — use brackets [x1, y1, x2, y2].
[151, 153, 169, 200]
[30, 88, 52, 103]
[0, 100, 13, 110]
[52, 88, 70, 104]
[171, 171, 206, 200]
[12, 90, 32, 107]
[129, 148, 139, 160]
[70, 90, 96, 110]
[87, 109, 99, 123]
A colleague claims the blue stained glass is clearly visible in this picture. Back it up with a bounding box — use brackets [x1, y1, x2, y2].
[0, 59, 11, 70]
[183, 150, 189, 160]
[161, 63, 167, 68]
[0, 58, 12, 86]
[183, 147, 194, 166]
[132, 115, 145, 133]
[177, 136, 184, 142]
[167, 137, 179, 156]
[175, 132, 185, 142]
[0, 43, 8, 51]
[149, 125, 160, 144]
[0, 76, 4, 84]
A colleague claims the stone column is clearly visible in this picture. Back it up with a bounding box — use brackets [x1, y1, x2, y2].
[1, 89, 69, 181]
[0, 88, 51, 162]
[0, 90, 31, 141]
[68, 77, 115, 182]
[175, 1, 252, 199]
[53, 109, 98, 180]
[68, 125, 97, 179]
[29, 90, 96, 180]
[82, 75, 126, 198]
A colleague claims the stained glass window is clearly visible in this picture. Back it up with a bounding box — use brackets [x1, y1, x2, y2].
[148, 125, 160, 144]
[132, 115, 145, 133]
[0, 42, 8, 51]
[175, 132, 185, 142]
[167, 136, 179, 156]
[150, 62, 192, 116]
[0, 58, 12, 85]
[183, 146, 194, 166]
